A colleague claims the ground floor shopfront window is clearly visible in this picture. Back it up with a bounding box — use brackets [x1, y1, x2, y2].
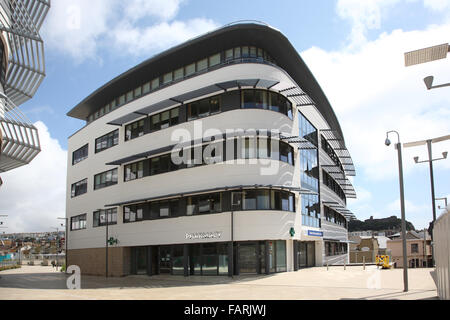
[129, 240, 287, 276]
[294, 241, 316, 270]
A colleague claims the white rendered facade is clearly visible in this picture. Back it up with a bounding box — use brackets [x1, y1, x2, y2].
[66, 23, 356, 276]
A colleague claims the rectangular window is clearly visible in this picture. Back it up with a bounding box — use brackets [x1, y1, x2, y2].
[234, 47, 241, 58]
[411, 243, 419, 253]
[110, 100, 117, 111]
[185, 63, 196, 76]
[123, 205, 144, 223]
[187, 95, 221, 120]
[275, 241, 287, 272]
[124, 161, 144, 181]
[174, 68, 184, 81]
[225, 49, 233, 61]
[163, 72, 173, 84]
[71, 214, 86, 231]
[125, 119, 145, 141]
[170, 199, 180, 217]
[242, 46, 249, 57]
[72, 144, 88, 165]
[197, 58, 208, 71]
[209, 53, 221, 67]
[257, 190, 270, 210]
[94, 168, 118, 190]
[93, 208, 117, 227]
[143, 82, 151, 94]
[150, 157, 160, 175]
[170, 107, 179, 125]
[160, 110, 170, 129]
[71, 178, 87, 198]
[126, 90, 134, 102]
[118, 94, 125, 106]
[186, 197, 197, 215]
[95, 129, 119, 153]
[197, 195, 211, 214]
[151, 78, 160, 90]
[243, 190, 257, 210]
[159, 201, 170, 217]
[134, 86, 142, 98]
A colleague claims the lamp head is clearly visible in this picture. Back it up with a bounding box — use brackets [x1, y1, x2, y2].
[424, 76, 434, 90]
[385, 138, 391, 146]
[414, 156, 419, 163]
[443, 151, 448, 159]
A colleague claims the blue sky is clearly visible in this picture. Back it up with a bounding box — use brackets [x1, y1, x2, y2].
[1, 0, 450, 232]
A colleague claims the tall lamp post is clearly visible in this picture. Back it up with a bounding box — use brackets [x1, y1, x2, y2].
[404, 134, 449, 266]
[50, 227, 59, 270]
[57, 217, 68, 271]
[385, 130, 408, 292]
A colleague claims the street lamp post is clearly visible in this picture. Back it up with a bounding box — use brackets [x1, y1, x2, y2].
[51, 227, 59, 270]
[385, 130, 408, 292]
[57, 217, 68, 271]
[405, 134, 449, 266]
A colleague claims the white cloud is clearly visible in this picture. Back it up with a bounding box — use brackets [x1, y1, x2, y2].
[301, 23, 450, 182]
[336, 0, 403, 47]
[41, 0, 114, 63]
[112, 18, 219, 57]
[124, 0, 184, 22]
[41, 0, 219, 62]
[423, 0, 450, 10]
[0, 121, 67, 233]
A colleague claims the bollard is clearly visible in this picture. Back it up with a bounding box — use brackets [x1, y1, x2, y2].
[327, 262, 329, 271]
[344, 260, 346, 270]
[363, 256, 365, 270]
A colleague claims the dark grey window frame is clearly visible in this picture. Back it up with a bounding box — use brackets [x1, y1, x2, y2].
[72, 144, 88, 165]
[71, 178, 87, 198]
[95, 129, 119, 153]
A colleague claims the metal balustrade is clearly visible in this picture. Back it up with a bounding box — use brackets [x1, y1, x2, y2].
[0, 94, 40, 172]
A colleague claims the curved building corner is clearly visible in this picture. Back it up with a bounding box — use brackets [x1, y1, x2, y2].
[66, 22, 357, 277]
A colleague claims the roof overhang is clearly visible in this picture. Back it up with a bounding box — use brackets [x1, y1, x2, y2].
[67, 23, 345, 141]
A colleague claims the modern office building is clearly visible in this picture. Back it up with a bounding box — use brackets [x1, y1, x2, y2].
[0, 0, 50, 175]
[66, 22, 357, 277]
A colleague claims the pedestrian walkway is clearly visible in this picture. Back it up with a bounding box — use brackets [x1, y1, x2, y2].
[0, 265, 438, 300]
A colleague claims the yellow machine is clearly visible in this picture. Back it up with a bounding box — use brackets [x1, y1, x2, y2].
[376, 255, 393, 269]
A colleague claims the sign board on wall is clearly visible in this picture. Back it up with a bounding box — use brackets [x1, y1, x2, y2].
[307, 230, 323, 237]
[185, 231, 222, 240]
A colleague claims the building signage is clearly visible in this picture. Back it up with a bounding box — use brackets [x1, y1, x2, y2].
[185, 231, 222, 240]
[307, 230, 323, 237]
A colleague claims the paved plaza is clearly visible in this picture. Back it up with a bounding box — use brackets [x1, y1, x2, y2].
[0, 265, 438, 300]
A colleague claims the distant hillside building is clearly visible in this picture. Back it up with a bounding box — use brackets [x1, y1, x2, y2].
[387, 230, 432, 268]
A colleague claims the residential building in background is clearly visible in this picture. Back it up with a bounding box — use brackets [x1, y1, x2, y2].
[387, 230, 432, 268]
[0, 0, 50, 175]
[66, 22, 357, 277]
[349, 235, 391, 263]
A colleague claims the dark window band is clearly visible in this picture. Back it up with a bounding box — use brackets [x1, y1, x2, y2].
[122, 89, 293, 142]
[123, 137, 294, 182]
[123, 188, 295, 223]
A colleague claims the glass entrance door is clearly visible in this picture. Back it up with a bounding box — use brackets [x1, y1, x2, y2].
[307, 242, 315, 267]
[298, 242, 307, 268]
[159, 246, 172, 274]
[136, 247, 147, 274]
[239, 243, 257, 274]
